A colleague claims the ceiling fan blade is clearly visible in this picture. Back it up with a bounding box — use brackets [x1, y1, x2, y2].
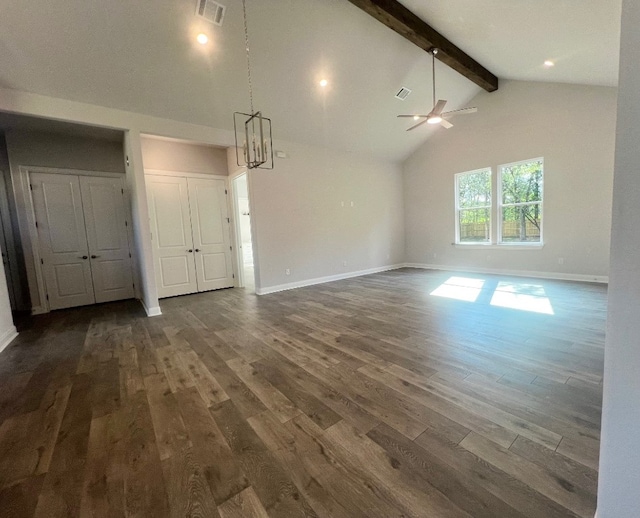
[407, 118, 430, 131]
[431, 99, 447, 116]
[440, 119, 454, 129]
[397, 115, 428, 118]
[441, 107, 478, 117]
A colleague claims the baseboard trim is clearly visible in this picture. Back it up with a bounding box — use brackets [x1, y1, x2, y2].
[404, 263, 608, 284]
[256, 264, 405, 295]
[140, 299, 162, 317]
[0, 325, 18, 355]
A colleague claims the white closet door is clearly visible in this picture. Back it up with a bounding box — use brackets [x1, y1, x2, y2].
[188, 178, 235, 292]
[30, 173, 95, 310]
[80, 176, 134, 303]
[146, 175, 198, 298]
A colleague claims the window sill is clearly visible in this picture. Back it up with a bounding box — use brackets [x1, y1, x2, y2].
[453, 243, 544, 250]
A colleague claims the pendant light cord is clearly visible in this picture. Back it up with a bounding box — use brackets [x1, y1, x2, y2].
[242, 0, 255, 114]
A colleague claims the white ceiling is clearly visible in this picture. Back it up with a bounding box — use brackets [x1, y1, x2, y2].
[0, 0, 621, 162]
[400, 0, 622, 87]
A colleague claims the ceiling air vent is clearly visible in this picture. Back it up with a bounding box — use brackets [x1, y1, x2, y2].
[395, 87, 412, 100]
[196, 0, 226, 26]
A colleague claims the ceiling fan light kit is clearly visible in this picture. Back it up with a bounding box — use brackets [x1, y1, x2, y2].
[398, 48, 477, 131]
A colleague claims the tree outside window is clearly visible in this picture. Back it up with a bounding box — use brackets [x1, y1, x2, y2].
[499, 159, 543, 243]
[456, 169, 492, 243]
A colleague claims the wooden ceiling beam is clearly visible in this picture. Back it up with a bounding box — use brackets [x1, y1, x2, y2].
[347, 0, 499, 92]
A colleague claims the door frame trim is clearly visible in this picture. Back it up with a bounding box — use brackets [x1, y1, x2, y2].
[0, 171, 20, 309]
[229, 167, 260, 292]
[20, 166, 127, 314]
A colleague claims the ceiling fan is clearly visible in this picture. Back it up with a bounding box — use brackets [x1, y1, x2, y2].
[398, 49, 477, 131]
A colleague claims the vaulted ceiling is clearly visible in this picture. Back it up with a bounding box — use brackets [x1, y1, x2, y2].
[0, 0, 621, 161]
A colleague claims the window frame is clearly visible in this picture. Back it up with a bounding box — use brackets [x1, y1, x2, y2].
[454, 167, 493, 245]
[497, 157, 544, 246]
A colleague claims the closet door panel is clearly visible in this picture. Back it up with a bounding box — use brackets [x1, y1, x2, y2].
[146, 175, 198, 298]
[30, 173, 94, 310]
[188, 178, 234, 292]
[80, 176, 134, 303]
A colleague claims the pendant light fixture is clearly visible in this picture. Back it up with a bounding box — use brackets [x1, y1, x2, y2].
[234, 0, 274, 169]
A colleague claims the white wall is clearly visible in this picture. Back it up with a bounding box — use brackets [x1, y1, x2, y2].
[4, 130, 125, 311]
[140, 137, 228, 176]
[250, 139, 405, 292]
[597, 0, 640, 514]
[0, 88, 405, 306]
[5, 130, 124, 172]
[403, 80, 617, 281]
[124, 131, 160, 316]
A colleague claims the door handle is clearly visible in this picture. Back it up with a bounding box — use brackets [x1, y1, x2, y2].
[187, 249, 193, 253]
[194, 249, 201, 252]
[91, 255, 100, 259]
[79, 255, 88, 260]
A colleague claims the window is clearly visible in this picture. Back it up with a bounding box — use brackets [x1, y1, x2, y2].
[499, 159, 543, 243]
[455, 168, 492, 244]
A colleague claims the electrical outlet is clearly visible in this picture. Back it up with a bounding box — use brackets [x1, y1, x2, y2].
[285, 268, 291, 276]
[342, 261, 347, 267]
[350, 201, 354, 207]
[558, 257, 564, 265]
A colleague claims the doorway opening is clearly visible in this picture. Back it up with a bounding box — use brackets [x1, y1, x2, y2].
[232, 173, 255, 292]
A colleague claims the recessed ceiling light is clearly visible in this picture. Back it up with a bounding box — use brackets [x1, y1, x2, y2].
[544, 60, 555, 67]
[197, 33, 209, 45]
[319, 79, 328, 87]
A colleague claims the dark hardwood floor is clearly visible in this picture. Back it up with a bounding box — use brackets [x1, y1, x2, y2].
[0, 268, 605, 517]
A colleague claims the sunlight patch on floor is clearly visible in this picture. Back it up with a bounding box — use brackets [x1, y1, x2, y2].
[490, 281, 554, 315]
[430, 276, 555, 315]
[430, 276, 485, 302]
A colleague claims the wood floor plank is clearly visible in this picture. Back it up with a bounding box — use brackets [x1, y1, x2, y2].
[460, 432, 595, 517]
[0, 270, 603, 517]
[247, 410, 356, 518]
[0, 474, 45, 518]
[174, 387, 250, 505]
[34, 373, 92, 517]
[161, 445, 220, 518]
[210, 399, 319, 518]
[252, 360, 342, 430]
[324, 419, 474, 517]
[254, 347, 380, 433]
[182, 331, 267, 419]
[367, 423, 529, 518]
[415, 427, 582, 518]
[144, 372, 191, 461]
[117, 392, 170, 517]
[79, 412, 125, 517]
[179, 350, 230, 407]
[284, 414, 420, 517]
[217, 486, 269, 518]
[509, 435, 598, 495]
[226, 358, 301, 423]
